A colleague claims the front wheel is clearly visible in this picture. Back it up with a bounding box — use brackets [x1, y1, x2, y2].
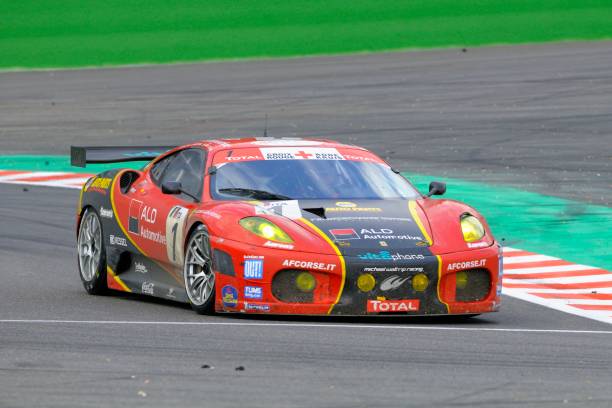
[184, 225, 215, 314]
[77, 208, 107, 295]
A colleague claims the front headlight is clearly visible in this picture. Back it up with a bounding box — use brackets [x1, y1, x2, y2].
[460, 214, 485, 242]
[239, 217, 294, 243]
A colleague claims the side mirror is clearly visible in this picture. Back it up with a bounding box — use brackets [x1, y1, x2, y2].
[426, 181, 446, 197]
[162, 181, 182, 195]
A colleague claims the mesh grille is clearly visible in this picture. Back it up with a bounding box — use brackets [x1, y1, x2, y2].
[456, 268, 491, 302]
[272, 270, 314, 303]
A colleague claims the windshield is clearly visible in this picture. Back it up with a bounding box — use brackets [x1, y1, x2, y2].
[210, 160, 420, 200]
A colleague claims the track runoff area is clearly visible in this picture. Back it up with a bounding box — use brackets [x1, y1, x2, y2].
[1, 169, 610, 325]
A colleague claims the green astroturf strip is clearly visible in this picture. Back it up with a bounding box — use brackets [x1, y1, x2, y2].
[1, 155, 610, 270]
[1, 1, 612, 68]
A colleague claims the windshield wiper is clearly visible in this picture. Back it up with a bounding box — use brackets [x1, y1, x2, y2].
[219, 188, 293, 201]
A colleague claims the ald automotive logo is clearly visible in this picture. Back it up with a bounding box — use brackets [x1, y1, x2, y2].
[358, 251, 425, 261]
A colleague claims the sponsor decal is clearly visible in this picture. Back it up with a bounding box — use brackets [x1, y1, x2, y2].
[86, 177, 112, 194]
[329, 228, 360, 241]
[140, 227, 167, 245]
[244, 286, 263, 299]
[343, 154, 378, 162]
[166, 206, 189, 265]
[109, 234, 128, 247]
[222, 285, 238, 308]
[359, 228, 423, 241]
[263, 241, 294, 250]
[226, 155, 263, 162]
[467, 241, 489, 249]
[255, 200, 302, 219]
[244, 302, 270, 312]
[379, 241, 388, 247]
[282, 259, 336, 271]
[260, 147, 345, 161]
[335, 201, 356, 208]
[379, 275, 410, 291]
[312, 217, 413, 222]
[447, 259, 487, 271]
[135, 262, 148, 274]
[141, 281, 154, 295]
[337, 241, 351, 247]
[128, 199, 158, 236]
[99, 207, 114, 219]
[244, 256, 264, 279]
[367, 299, 420, 313]
[416, 241, 429, 247]
[326, 206, 382, 213]
[166, 288, 176, 299]
[358, 251, 425, 261]
[363, 266, 424, 273]
[195, 209, 222, 220]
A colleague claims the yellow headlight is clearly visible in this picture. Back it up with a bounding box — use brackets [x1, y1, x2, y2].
[357, 273, 376, 292]
[456, 271, 468, 289]
[412, 273, 429, 292]
[295, 272, 316, 292]
[460, 214, 485, 243]
[239, 217, 293, 243]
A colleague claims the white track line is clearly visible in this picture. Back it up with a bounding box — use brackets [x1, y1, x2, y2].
[0, 319, 610, 334]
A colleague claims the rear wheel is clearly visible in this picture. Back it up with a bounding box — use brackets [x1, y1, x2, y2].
[184, 225, 215, 314]
[77, 208, 107, 294]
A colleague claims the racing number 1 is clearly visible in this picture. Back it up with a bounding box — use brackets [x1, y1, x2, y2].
[166, 206, 189, 265]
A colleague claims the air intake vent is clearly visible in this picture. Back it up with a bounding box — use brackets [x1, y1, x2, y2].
[213, 249, 235, 276]
[455, 268, 491, 302]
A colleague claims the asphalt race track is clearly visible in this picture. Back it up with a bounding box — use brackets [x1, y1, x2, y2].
[1, 42, 612, 407]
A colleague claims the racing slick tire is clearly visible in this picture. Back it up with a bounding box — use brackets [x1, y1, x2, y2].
[184, 224, 215, 314]
[77, 208, 108, 295]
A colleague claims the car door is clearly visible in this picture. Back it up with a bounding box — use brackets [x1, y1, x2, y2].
[125, 148, 206, 272]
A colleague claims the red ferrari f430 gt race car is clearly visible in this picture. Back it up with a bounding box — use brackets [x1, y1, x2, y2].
[73, 138, 502, 316]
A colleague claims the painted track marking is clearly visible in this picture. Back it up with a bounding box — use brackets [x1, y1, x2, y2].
[1, 171, 610, 325]
[0, 319, 610, 334]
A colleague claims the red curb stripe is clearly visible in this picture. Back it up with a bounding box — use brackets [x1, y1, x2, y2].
[570, 304, 612, 311]
[530, 292, 612, 300]
[503, 251, 535, 258]
[0, 170, 29, 177]
[504, 260, 571, 270]
[504, 281, 612, 290]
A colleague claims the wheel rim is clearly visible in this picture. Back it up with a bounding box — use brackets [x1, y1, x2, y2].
[184, 231, 215, 306]
[78, 211, 102, 281]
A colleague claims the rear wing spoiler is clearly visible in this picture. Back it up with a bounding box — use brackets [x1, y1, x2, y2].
[70, 145, 177, 167]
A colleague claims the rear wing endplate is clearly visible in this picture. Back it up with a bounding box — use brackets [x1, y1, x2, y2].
[70, 145, 177, 167]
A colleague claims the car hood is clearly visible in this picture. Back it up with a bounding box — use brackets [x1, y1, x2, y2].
[285, 199, 434, 258]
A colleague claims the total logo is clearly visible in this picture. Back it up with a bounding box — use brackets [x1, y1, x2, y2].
[99, 207, 114, 219]
[367, 299, 420, 313]
[358, 251, 425, 261]
[447, 259, 487, 271]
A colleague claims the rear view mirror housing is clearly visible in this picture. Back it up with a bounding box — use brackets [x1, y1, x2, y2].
[426, 181, 446, 197]
[161, 181, 182, 195]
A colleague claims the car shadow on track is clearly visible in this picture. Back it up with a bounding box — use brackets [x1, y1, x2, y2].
[109, 291, 497, 326]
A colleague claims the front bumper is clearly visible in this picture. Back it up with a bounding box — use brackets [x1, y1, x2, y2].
[211, 236, 501, 316]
